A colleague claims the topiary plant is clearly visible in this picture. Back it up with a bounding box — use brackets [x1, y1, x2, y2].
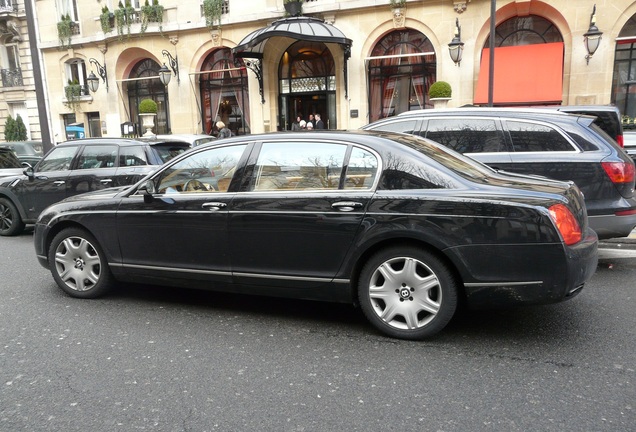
[429, 81, 452, 99]
[139, 98, 158, 114]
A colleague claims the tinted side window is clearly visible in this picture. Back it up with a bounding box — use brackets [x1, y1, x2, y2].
[253, 142, 347, 191]
[344, 147, 378, 189]
[369, 119, 419, 135]
[0, 149, 21, 168]
[378, 154, 456, 190]
[77, 145, 118, 169]
[120, 145, 149, 166]
[507, 121, 574, 152]
[426, 118, 506, 153]
[157, 145, 247, 193]
[37, 146, 78, 172]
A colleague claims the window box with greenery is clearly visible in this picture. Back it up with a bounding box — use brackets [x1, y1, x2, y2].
[141, 0, 164, 34]
[64, 79, 84, 112]
[429, 81, 452, 109]
[202, 0, 225, 30]
[100, 6, 115, 34]
[57, 14, 74, 49]
[115, 0, 136, 39]
[139, 98, 158, 136]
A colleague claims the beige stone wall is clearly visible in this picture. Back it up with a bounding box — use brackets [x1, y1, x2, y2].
[34, 0, 636, 141]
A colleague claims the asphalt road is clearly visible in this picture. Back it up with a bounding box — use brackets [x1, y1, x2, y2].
[1, 231, 635, 431]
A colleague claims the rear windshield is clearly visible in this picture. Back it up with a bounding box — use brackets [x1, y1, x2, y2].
[151, 145, 189, 163]
[392, 134, 494, 182]
[0, 149, 21, 168]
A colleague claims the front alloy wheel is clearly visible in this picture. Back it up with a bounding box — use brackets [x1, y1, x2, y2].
[358, 246, 458, 340]
[0, 198, 25, 236]
[48, 228, 113, 298]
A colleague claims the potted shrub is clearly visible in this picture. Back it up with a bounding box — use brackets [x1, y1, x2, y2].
[139, 98, 158, 136]
[284, 0, 303, 17]
[429, 81, 452, 109]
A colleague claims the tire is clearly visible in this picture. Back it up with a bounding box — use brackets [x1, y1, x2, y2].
[48, 227, 114, 299]
[358, 246, 458, 340]
[0, 197, 25, 236]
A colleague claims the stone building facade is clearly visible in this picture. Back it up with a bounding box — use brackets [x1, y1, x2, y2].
[0, 0, 39, 140]
[31, 0, 636, 143]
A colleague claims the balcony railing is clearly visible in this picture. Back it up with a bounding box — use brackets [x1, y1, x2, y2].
[1, 67, 23, 87]
[0, 0, 17, 14]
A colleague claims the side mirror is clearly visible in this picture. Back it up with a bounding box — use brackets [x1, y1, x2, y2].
[23, 165, 34, 179]
[138, 179, 157, 203]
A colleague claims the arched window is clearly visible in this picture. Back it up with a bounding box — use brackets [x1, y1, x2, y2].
[368, 29, 436, 123]
[127, 59, 169, 134]
[200, 48, 250, 136]
[612, 16, 636, 120]
[485, 15, 563, 46]
[475, 15, 564, 106]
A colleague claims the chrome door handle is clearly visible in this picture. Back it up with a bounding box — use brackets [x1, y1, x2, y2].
[332, 201, 363, 212]
[100, 179, 113, 184]
[202, 202, 227, 211]
[53, 181, 65, 186]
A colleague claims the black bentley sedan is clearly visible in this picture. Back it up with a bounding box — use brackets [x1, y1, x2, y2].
[34, 131, 598, 340]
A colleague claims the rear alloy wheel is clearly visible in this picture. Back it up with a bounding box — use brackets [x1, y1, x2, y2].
[358, 246, 458, 340]
[0, 198, 25, 236]
[48, 227, 113, 298]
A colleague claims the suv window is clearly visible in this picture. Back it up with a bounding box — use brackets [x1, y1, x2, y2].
[373, 119, 419, 135]
[37, 146, 78, 172]
[506, 120, 575, 152]
[77, 145, 118, 169]
[425, 118, 506, 153]
[0, 148, 21, 168]
[120, 145, 149, 166]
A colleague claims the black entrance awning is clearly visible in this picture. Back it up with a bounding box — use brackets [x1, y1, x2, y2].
[232, 17, 352, 103]
[233, 16, 352, 60]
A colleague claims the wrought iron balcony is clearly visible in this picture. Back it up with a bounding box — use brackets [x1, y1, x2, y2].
[1, 67, 23, 87]
[0, 0, 18, 14]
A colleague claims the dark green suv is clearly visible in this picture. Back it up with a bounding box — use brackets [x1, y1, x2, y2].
[0, 138, 190, 236]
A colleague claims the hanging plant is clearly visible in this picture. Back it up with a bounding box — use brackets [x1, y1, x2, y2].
[57, 14, 73, 49]
[64, 79, 83, 112]
[115, 0, 135, 39]
[141, 0, 164, 34]
[100, 6, 114, 34]
[202, 0, 223, 31]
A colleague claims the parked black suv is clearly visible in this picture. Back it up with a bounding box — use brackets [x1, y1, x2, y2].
[363, 107, 636, 239]
[0, 137, 190, 236]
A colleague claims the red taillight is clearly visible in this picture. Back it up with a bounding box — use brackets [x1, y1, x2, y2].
[617, 134, 624, 148]
[549, 204, 582, 246]
[601, 161, 635, 184]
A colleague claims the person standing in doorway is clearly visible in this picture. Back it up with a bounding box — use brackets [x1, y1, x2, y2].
[291, 115, 302, 131]
[315, 114, 325, 130]
[307, 114, 314, 129]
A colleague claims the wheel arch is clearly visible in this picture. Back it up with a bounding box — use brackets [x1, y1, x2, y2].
[0, 188, 28, 220]
[347, 237, 466, 305]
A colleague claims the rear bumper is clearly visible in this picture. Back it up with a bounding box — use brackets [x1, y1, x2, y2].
[589, 211, 636, 239]
[449, 228, 598, 309]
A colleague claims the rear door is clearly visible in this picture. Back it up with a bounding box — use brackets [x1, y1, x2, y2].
[228, 139, 379, 288]
[67, 144, 119, 194]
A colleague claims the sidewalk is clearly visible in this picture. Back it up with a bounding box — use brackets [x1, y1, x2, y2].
[599, 227, 636, 249]
[597, 227, 636, 261]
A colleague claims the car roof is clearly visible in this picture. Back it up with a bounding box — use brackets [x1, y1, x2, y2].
[55, 137, 191, 147]
[397, 106, 576, 117]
